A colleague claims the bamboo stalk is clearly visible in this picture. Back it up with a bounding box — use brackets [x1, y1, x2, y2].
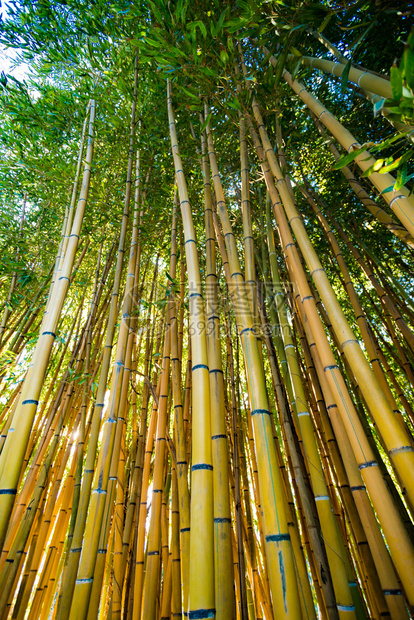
[200, 112, 234, 620]
[247, 83, 414, 519]
[0, 100, 96, 552]
[263, 48, 414, 238]
[204, 104, 302, 619]
[69, 59, 140, 618]
[244, 96, 414, 610]
[167, 79, 215, 620]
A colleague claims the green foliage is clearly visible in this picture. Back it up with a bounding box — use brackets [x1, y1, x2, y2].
[384, 28, 414, 126]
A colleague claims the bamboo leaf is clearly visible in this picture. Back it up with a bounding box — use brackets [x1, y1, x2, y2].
[395, 163, 408, 190]
[402, 32, 414, 92]
[332, 146, 366, 169]
[214, 8, 229, 37]
[340, 58, 352, 93]
[390, 64, 403, 101]
[180, 86, 199, 101]
[175, 0, 187, 23]
[290, 24, 306, 33]
[291, 58, 302, 80]
[378, 149, 413, 174]
[199, 22, 207, 39]
[373, 158, 384, 171]
[370, 131, 411, 151]
[145, 37, 161, 48]
[318, 13, 332, 33]
[349, 19, 376, 51]
[201, 112, 212, 133]
[273, 46, 290, 90]
[220, 49, 229, 64]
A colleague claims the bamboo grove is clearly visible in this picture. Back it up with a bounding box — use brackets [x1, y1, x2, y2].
[1, 0, 414, 618]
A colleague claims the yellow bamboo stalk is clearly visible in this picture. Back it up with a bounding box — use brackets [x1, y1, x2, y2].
[0, 100, 96, 552]
[226, 306, 248, 620]
[98, 521, 115, 620]
[111, 149, 143, 620]
[264, 49, 414, 238]
[299, 56, 392, 100]
[212, 222, 273, 616]
[239, 416, 273, 620]
[296, 307, 410, 619]
[235, 80, 257, 323]
[140, 286, 173, 619]
[204, 106, 301, 619]
[170, 466, 182, 618]
[170, 294, 191, 613]
[160, 552, 173, 620]
[45, 101, 91, 319]
[87, 416, 125, 619]
[213, 217, 272, 620]
[310, 128, 414, 248]
[245, 102, 414, 610]
[296, 183, 411, 428]
[248, 85, 414, 515]
[200, 113, 234, 620]
[38, 488, 74, 620]
[69, 110, 141, 620]
[26, 457, 76, 620]
[264, 217, 356, 616]
[85, 471, 117, 620]
[56, 74, 138, 620]
[120, 268, 158, 618]
[63, 244, 103, 567]
[131, 373, 159, 620]
[167, 79, 215, 619]
[258, 298, 317, 619]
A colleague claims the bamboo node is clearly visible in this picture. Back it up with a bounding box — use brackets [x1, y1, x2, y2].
[347, 142, 360, 152]
[358, 461, 377, 470]
[337, 604, 356, 612]
[265, 533, 291, 542]
[251, 409, 271, 416]
[389, 445, 414, 456]
[357, 71, 370, 86]
[188, 609, 216, 619]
